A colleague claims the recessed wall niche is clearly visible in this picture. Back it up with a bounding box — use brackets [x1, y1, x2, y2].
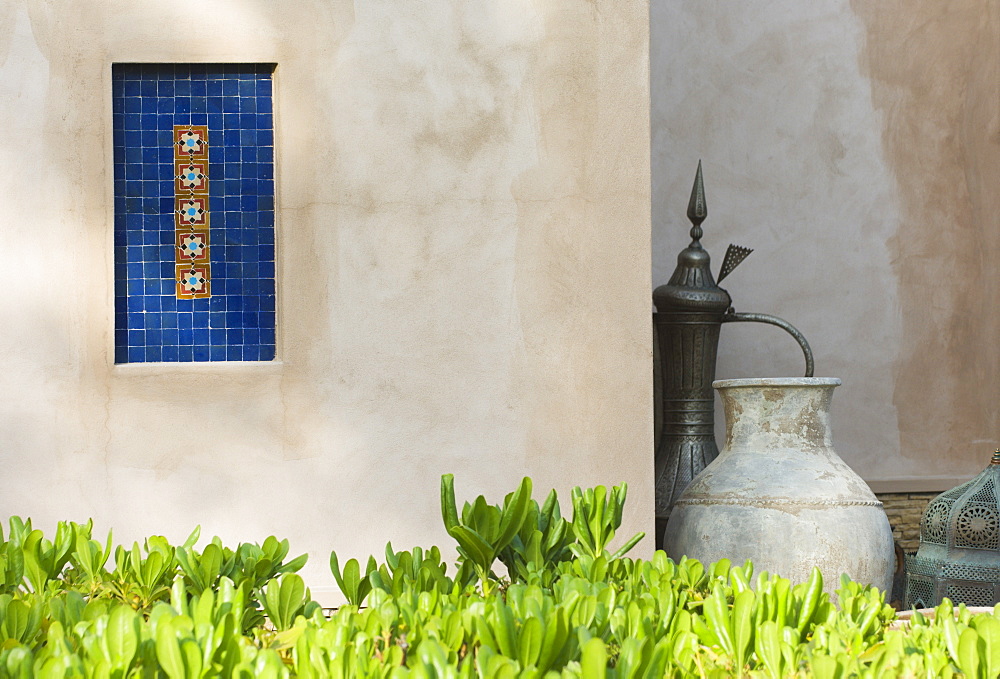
[113, 63, 276, 363]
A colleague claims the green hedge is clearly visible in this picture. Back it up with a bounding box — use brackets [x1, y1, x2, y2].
[0, 476, 997, 677]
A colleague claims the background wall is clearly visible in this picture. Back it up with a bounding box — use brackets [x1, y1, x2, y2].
[652, 0, 999, 492]
[0, 0, 652, 601]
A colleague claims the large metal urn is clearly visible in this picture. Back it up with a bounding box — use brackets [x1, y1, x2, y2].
[653, 164, 814, 539]
[663, 377, 895, 594]
[905, 451, 1000, 609]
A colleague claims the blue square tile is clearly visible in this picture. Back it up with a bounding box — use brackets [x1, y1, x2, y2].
[194, 345, 210, 361]
[162, 346, 179, 362]
[145, 345, 162, 362]
[193, 328, 210, 344]
[162, 328, 179, 345]
[227, 345, 243, 360]
[261, 329, 275, 346]
[178, 345, 193, 361]
[193, 311, 209, 328]
[243, 345, 260, 361]
[128, 346, 145, 362]
[210, 345, 227, 361]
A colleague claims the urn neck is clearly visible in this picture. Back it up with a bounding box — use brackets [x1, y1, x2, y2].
[714, 378, 841, 451]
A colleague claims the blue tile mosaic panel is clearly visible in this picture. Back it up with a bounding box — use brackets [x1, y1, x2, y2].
[113, 63, 276, 363]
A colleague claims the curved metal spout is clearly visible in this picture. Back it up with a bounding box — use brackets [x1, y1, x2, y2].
[721, 311, 815, 377]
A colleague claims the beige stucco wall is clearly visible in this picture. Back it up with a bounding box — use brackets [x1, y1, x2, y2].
[0, 0, 652, 601]
[652, 0, 999, 492]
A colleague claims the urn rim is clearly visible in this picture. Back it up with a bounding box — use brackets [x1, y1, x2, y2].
[713, 377, 842, 389]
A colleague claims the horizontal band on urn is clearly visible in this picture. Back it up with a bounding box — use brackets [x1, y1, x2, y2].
[713, 377, 842, 389]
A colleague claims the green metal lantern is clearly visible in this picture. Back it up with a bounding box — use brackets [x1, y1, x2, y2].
[906, 450, 1000, 608]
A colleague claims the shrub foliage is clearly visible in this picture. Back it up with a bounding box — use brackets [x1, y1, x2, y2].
[0, 477, 997, 677]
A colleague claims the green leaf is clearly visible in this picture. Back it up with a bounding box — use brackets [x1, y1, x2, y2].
[580, 638, 608, 679]
[440, 474, 460, 533]
[155, 621, 187, 679]
[703, 584, 734, 655]
[495, 477, 532, 554]
[518, 615, 543, 667]
[265, 573, 306, 631]
[957, 627, 982, 679]
[795, 566, 824, 640]
[106, 605, 139, 671]
[732, 589, 755, 670]
[755, 621, 784, 679]
[449, 526, 494, 573]
[973, 615, 1000, 679]
[609, 531, 645, 560]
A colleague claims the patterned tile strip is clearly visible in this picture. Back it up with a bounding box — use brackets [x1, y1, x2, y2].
[173, 125, 211, 298]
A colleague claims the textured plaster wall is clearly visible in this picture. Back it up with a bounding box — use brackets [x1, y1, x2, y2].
[0, 0, 652, 600]
[652, 0, 999, 490]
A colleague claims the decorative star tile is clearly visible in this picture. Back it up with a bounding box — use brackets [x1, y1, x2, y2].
[176, 265, 211, 299]
[174, 126, 209, 159]
[175, 162, 208, 194]
[176, 231, 209, 263]
[175, 197, 209, 226]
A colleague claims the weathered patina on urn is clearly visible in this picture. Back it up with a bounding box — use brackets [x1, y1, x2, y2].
[663, 378, 895, 594]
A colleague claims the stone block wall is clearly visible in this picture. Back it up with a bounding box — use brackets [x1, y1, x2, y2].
[877, 492, 938, 553]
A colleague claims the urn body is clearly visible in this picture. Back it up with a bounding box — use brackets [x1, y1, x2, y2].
[663, 378, 894, 593]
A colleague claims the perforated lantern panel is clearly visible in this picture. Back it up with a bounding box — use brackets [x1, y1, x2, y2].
[905, 452, 1000, 609]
